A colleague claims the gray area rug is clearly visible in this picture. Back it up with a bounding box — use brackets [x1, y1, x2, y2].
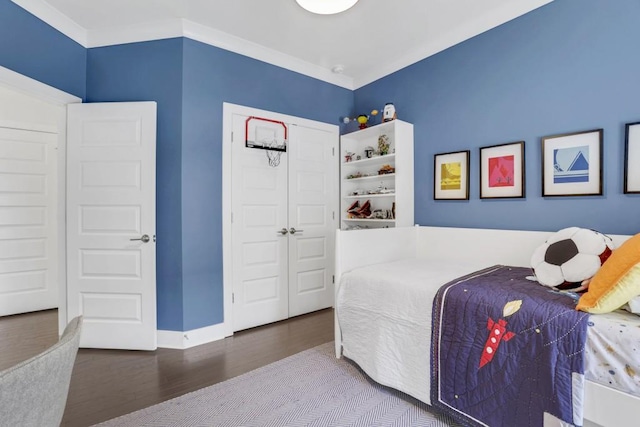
[96, 342, 457, 426]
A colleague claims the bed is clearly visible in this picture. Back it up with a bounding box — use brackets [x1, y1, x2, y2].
[334, 226, 639, 427]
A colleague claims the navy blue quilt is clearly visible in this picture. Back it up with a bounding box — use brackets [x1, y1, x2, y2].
[431, 266, 589, 427]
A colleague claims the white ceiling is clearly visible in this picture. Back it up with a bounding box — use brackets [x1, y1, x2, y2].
[13, 0, 554, 89]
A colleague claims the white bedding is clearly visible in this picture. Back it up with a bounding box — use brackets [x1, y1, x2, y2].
[337, 258, 640, 408]
[336, 258, 488, 404]
[586, 309, 640, 396]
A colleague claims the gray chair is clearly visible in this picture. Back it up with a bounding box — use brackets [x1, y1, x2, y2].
[0, 316, 82, 427]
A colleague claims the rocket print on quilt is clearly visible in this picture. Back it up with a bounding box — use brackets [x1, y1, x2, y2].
[479, 300, 521, 369]
[431, 266, 589, 427]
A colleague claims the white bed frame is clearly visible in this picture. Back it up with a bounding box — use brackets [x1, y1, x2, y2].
[335, 226, 637, 427]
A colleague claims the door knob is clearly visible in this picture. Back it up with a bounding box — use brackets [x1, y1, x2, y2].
[130, 234, 150, 243]
[278, 228, 289, 235]
[289, 228, 304, 235]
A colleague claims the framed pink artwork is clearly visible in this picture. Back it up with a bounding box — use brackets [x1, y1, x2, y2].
[479, 141, 525, 199]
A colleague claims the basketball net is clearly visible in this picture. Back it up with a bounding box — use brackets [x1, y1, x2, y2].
[265, 139, 286, 167]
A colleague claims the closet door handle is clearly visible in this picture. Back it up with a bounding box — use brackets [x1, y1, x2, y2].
[130, 234, 150, 243]
[289, 228, 304, 235]
[277, 228, 289, 235]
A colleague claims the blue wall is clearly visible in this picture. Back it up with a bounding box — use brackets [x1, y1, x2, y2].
[86, 39, 185, 330]
[0, 0, 86, 99]
[181, 39, 352, 330]
[354, 0, 640, 236]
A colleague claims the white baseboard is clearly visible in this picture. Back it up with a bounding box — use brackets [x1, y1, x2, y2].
[157, 321, 230, 349]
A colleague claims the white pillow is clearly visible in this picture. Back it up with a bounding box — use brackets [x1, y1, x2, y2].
[623, 296, 640, 315]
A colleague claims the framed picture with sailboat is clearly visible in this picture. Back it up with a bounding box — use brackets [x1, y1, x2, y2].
[541, 129, 603, 197]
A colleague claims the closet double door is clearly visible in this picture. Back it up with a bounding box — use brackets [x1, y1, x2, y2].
[230, 109, 338, 332]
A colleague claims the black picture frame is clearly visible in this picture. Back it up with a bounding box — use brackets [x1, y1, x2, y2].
[433, 150, 470, 200]
[541, 129, 603, 197]
[479, 141, 525, 199]
[624, 121, 640, 194]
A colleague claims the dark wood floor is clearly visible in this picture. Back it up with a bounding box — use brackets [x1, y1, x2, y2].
[0, 308, 334, 426]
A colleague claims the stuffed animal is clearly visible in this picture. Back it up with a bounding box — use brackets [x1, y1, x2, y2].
[530, 227, 614, 291]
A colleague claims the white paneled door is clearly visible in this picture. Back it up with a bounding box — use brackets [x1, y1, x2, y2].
[0, 127, 58, 316]
[229, 106, 338, 332]
[231, 113, 289, 331]
[67, 102, 157, 350]
[288, 124, 336, 317]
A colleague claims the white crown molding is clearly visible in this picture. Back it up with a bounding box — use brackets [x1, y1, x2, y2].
[182, 20, 354, 90]
[0, 64, 82, 105]
[10, 0, 356, 90]
[86, 19, 184, 48]
[87, 18, 354, 89]
[11, 0, 552, 91]
[353, 0, 554, 88]
[11, 0, 87, 46]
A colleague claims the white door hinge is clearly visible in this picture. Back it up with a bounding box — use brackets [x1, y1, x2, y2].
[332, 147, 335, 156]
[232, 293, 235, 303]
[332, 275, 335, 284]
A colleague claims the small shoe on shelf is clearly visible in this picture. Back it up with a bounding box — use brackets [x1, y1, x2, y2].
[356, 200, 371, 218]
[347, 200, 360, 218]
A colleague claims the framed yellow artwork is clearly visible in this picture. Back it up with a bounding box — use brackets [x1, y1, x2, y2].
[434, 150, 470, 200]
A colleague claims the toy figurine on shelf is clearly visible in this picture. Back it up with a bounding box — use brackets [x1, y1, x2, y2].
[356, 115, 369, 129]
[378, 134, 390, 155]
[378, 164, 395, 175]
[340, 109, 379, 129]
[344, 151, 355, 162]
[383, 103, 396, 122]
[364, 146, 374, 158]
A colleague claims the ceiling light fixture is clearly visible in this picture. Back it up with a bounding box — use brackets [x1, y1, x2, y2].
[295, 0, 359, 15]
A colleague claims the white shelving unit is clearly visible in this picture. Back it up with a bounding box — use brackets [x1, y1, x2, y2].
[340, 120, 414, 230]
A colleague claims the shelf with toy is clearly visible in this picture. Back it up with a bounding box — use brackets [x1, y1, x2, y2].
[343, 218, 396, 223]
[340, 119, 413, 230]
[343, 193, 395, 200]
[344, 173, 396, 182]
[343, 153, 396, 167]
[344, 198, 395, 221]
[341, 119, 396, 140]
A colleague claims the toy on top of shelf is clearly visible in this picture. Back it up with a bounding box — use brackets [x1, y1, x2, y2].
[356, 115, 369, 129]
[340, 109, 379, 129]
[383, 103, 396, 122]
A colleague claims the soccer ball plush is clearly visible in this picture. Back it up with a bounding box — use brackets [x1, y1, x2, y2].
[531, 227, 614, 291]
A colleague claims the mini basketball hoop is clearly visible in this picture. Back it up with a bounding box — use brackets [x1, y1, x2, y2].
[245, 116, 288, 167]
